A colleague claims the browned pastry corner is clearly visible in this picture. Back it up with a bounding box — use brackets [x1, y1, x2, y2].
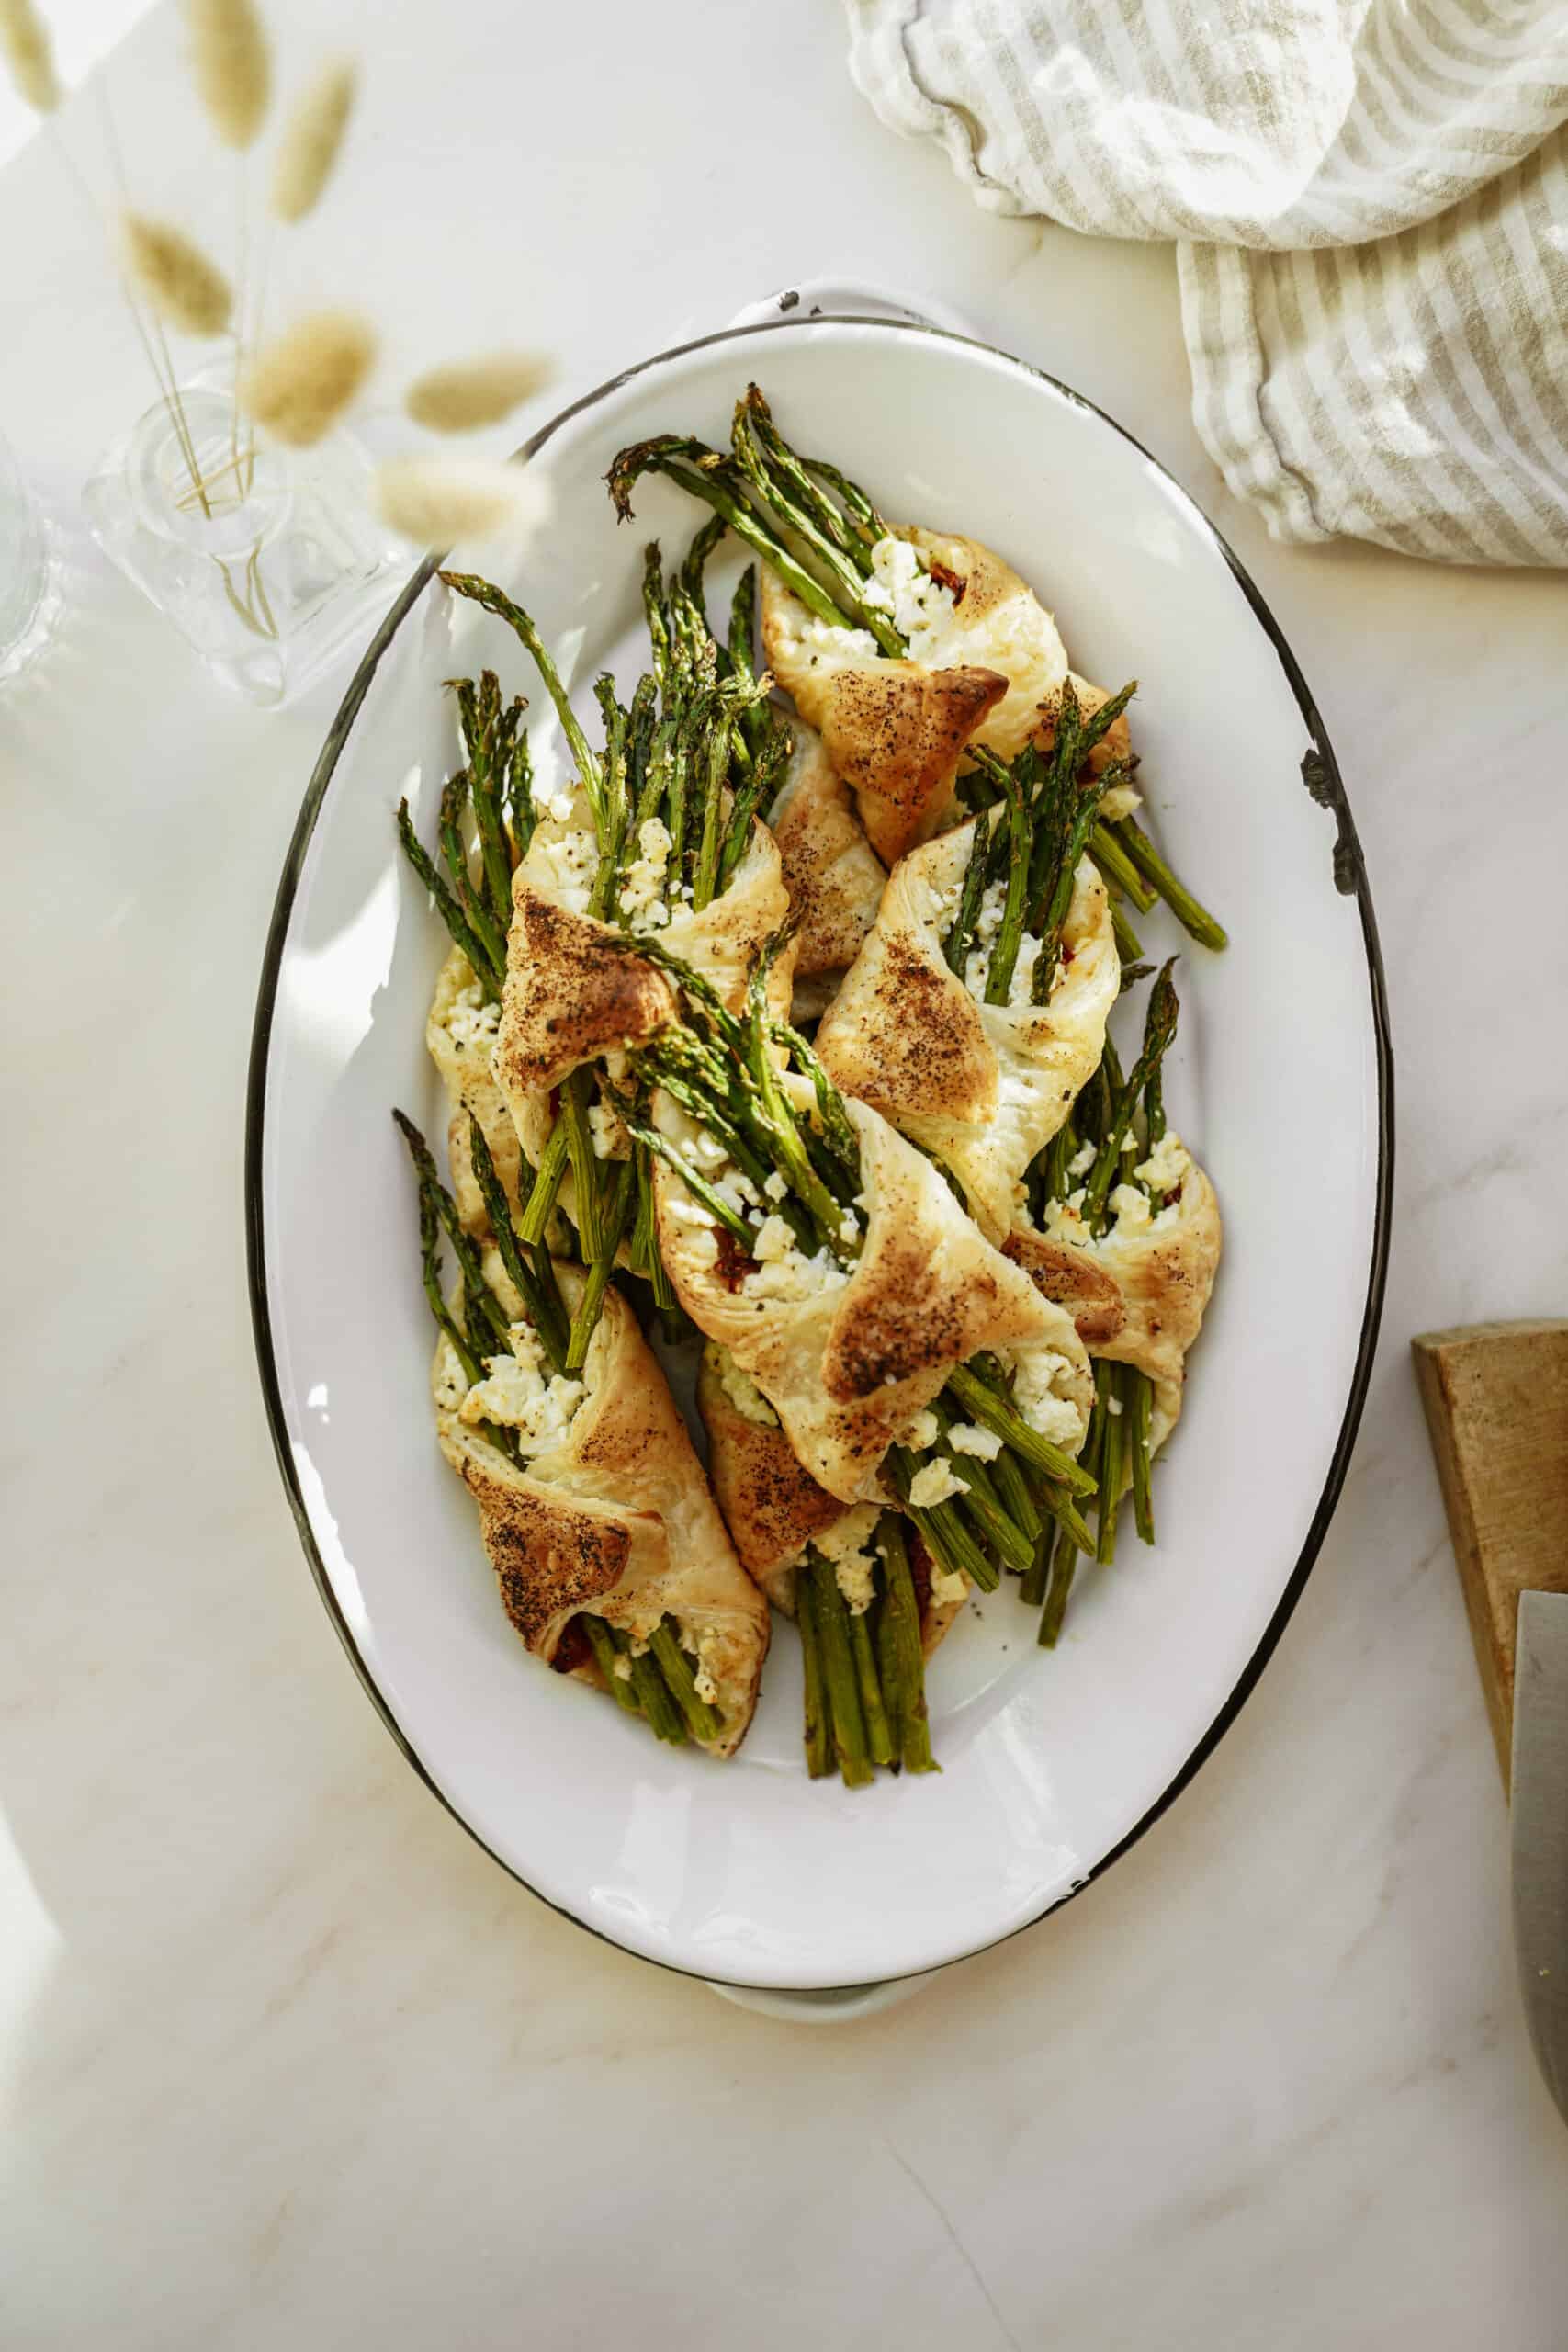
[767, 720, 886, 1010]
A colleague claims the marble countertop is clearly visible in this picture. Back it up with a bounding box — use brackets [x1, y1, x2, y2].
[4, 1, 1567, 2343]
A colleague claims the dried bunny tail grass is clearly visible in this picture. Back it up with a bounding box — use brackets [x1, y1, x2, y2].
[122, 212, 233, 336]
[404, 350, 557, 434]
[0, 0, 58, 111]
[375, 453, 552, 550]
[269, 55, 356, 223]
[182, 0, 269, 149]
[241, 311, 376, 447]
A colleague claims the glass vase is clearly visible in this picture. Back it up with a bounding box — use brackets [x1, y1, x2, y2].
[0, 427, 60, 686]
[83, 372, 404, 707]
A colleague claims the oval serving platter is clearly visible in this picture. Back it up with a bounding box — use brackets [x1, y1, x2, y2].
[246, 316, 1392, 1991]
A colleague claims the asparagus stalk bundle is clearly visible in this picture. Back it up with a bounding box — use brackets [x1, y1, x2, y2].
[1009, 962, 1221, 1643]
[610, 386, 1228, 939]
[602, 937, 1099, 1607]
[393, 1107, 769, 1750]
[696, 1346, 957, 1784]
[402, 555, 795, 1325]
[797, 1515, 937, 1786]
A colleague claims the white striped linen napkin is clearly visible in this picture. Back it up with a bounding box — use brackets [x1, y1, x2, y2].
[846, 0, 1568, 564]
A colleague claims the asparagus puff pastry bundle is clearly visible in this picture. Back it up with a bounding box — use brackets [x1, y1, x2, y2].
[395, 1114, 769, 1756]
[432, 547, 795, 1283]
[608, 386, 1226, 955]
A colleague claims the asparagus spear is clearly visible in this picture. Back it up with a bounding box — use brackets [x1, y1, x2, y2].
[848, 1599, 895, 1770]
[648, 1618, 726, 1743]
[437, 773, 508, 981]
[739, 385, 870, 571]
[876, 1518, 937, 1773]
[559, 1068, 604, 1264]
[397, 797, 504, 999]
[439, 571, 605, 826]
[565, 1158, 635, 1372]
[1037, 1524, 1082, 1648]
[609, 1625, 688, 1745]
[581, 1615, 643, 1718]
[729, 395, 903, 653]
[1089, 820, 1157, 914]
[1111, 815, 1228, 951]
[1094, 1361, 1124, 1566]
[1081, 959, 1179, 1229]
[1127, 1366, 1156, 1544]
[465, 1114, 570, 1373]
[607, 434, 863, 639]
[806, 1547, 874, 1788]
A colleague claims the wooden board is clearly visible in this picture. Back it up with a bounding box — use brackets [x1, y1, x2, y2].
[1413, 1319, 1568, 1787]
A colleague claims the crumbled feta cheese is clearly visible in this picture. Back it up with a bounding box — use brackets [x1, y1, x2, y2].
[667, 1194, 715, 1227]
[619, 816, 673, 933]
[947, 1422, 1003, 1460]
[1120, 1131, 1138, 1152]
[1108, 1182, 1152, 1234]
[865, 535, 960, 657]
[1135, 1131, 1192, 1193]
[908, 1458, 969, 1510]
[1043, 1189, 1090, 1245]
[711, 1165, 761, 1216]
[814, 1504, 882, 1615]
[693, 1660, 719, 1705]
[798, 613, 878, 659]
[684, 1226, 719, 1269]
[751, 1214, 794, 1263]
[906, 1408, 941, 1452]
[741, 1238, 850, 1306]
[763, 1170, 788, 1202]
[433, 1334, 468, 1413]
[1067, 1141, 1096, 1179]
[612, 1654, 633, 1682]
[460, 1320, 585, 1455]
[445, 993, 500, 1054]
[1006, 1347, 1088, 1451]
[929, 1564, 968, 1609]
[686, 1125, 730, 1170]
[587, 1102, 618, 1159]
[715, 1347, 777, 1428]
[1107, 1394, 1123, 1417]
[531, 827, 597, 916]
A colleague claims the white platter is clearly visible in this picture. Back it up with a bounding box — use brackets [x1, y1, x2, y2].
[246, 317, 1392, 1991]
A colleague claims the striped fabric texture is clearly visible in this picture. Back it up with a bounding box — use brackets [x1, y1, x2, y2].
[846, 0, 1568, 564]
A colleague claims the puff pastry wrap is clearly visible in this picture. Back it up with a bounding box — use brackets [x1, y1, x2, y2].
[761, 526, 1138, 865]
[425, 949, 522, 1238]
[433, 1257, 770, 1756]
[652, 1079, 1093, 1509]
[766, 719, 886, 1024]
[491, 786, 794, 1223]
[695, 1345, 968, 1658]
[1006, 1159, 1223, 1478]
[814, 810, 1120, 1248]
